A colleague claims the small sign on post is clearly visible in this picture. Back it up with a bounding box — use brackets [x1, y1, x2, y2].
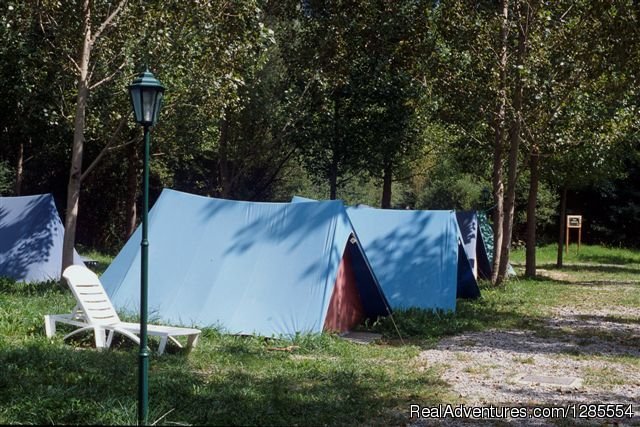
[566, 215, 582, 254]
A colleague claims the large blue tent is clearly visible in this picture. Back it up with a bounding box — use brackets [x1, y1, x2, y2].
[101, 189, 390, 337]
[292, 197, 480, 310]
[0, 194, 84, 283]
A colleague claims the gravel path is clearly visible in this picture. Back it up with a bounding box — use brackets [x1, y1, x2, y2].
[412, 303, 640, 426]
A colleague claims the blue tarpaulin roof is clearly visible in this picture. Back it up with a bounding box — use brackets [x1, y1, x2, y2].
[0, 194, 84, 283]
[292, 197, 480, 310]
[101, 189, 389, 337]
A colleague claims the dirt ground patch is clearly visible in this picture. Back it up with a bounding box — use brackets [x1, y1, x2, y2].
[412, 305, 640, 426]
[536, 268, 574, 283]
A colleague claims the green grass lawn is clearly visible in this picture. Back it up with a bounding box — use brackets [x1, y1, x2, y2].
[0, 245, 638, 425]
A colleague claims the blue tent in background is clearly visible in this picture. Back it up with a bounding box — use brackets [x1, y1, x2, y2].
[476, 211, 517, 277]
[0, 194, 84, 283]
[292, 197, 480, 310]
[101, 189, 390, 337]
[455, 211, 492, 280]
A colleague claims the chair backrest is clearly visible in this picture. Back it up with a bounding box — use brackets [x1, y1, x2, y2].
[63, 265, 122, 326]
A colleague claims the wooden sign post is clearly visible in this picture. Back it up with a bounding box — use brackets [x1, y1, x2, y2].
[566, 215, 582, 254]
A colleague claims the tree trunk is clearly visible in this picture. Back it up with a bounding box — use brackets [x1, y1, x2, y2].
[491, 140, 505, 284]
[329, 90, 341, 200]
[62, 0, 92, 272]
[218, 116, 231, 198]
[15, 140, 24, 195]
[524, 146, 540, 277]
[497, 0, 528, 285]
[556, 185, 567, 268]
[125, 139, 139, 239]
[490, 0, 509, 284]
[329, 152, 338, 200]
[381, 161, 392, 208]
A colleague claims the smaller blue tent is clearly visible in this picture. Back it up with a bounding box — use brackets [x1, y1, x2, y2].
[347, 206, 480, 308]
[455, 211, 492, 280]
[0, 194, 84, 283]
[101, 189, 390, 337]
[292, 197, 480, 310]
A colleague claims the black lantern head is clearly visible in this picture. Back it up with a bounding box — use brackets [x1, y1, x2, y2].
[128, 69, 164, 127]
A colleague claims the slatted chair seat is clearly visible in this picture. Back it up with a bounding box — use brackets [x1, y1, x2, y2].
[45, 265, 200, 355]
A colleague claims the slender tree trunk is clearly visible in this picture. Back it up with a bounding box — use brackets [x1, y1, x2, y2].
[556, 185, 567, 268]
[491, 139, 505, 283]
[218, 117, 231, 198]
[60, 0, 127, 271]
[491, 0, 509, 284]
[381, 160, 392, 208]
[329, 91, 341, 200]
[329, 152, 338, 200]
[125, 139, 139, 238]
[496, 116, 521, 284]
[497, 0, 528, 285]
[525, 146, 540, 277]
[62, 0, 92, 272]
[15, 140, 24, 195]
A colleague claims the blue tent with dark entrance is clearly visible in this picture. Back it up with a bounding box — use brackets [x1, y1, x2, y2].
[455, 211, 492, 281]
[0, 194, 84, 283]
[292, 197, 481, 310]
[101, 189, 390, 337]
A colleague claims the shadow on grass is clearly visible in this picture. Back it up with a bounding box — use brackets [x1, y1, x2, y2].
[575, 253, 640, 266]
[0, 277, 68, 296]
[0, 335, 444, 426]
[573, 314, 639, 325]
[174, 363, 440, 426]
[538, 263, 640, 277]
[0, 342, 139, 425]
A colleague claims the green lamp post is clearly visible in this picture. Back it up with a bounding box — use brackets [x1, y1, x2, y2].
[128, 68, 164, 426]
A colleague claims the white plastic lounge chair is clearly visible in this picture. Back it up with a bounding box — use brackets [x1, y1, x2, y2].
[44, 265, 201, 355]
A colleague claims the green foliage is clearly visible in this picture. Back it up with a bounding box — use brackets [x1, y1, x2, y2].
[513, 174, 559, 242]
[0, 161, 12, 195]
[0, 0, 638, 250]
[271, 1, 434, 201]
[565, 154, 640, 248]
[427, 0, 639, 254]
[274, 163, 410, 207]
[417, 172, 487, 211]
[534, 182, 558, 228]
[409, 130, 490, 211]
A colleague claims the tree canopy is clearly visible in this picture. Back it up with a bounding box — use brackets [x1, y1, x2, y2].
[0, 0, 637, 275]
